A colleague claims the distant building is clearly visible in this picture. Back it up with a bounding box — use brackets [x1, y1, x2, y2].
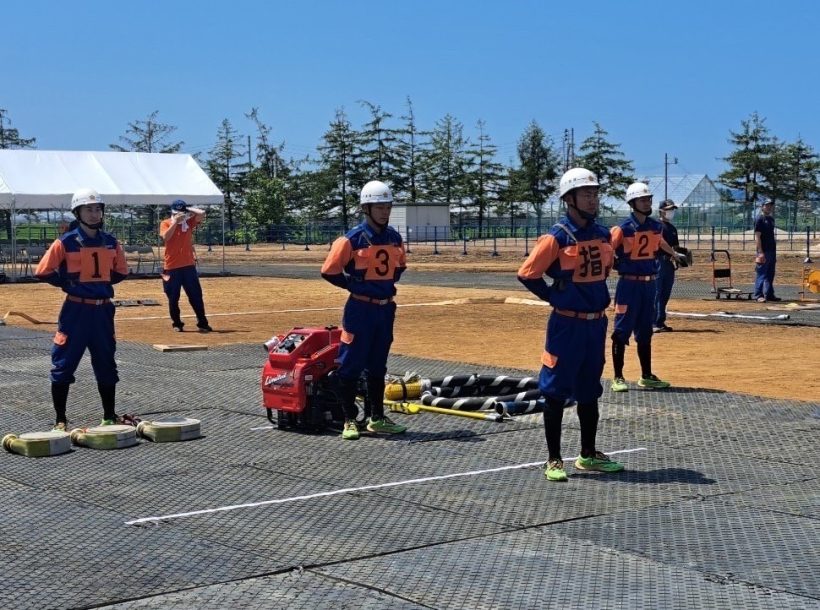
[600, 174, 725, 225]
[390, 201, 451, 240]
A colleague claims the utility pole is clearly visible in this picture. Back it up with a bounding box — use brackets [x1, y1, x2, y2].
[664, 152, 678, 202]
[562, 128, 575, 171]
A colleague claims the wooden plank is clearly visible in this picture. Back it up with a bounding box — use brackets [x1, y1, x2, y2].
[152, 344, 209, 352]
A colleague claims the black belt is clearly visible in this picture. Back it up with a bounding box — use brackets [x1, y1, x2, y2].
[621, 274, 656, 282]
[350, 294, 394, 305]
[554, 308, 606, 320]
[66, 295, 111, 306]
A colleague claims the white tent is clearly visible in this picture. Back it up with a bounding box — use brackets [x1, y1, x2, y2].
[0, 150, 224, 280]
[0, 149, 223, 209]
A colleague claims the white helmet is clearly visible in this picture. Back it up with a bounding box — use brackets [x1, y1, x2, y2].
[71, 188, 104, 212]
[360, 180, 393, 205]
[559, 168, 599, 198]
[626, 182, 652, 203]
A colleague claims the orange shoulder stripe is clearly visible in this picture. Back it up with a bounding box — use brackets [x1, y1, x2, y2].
[517, 234, 559, 279]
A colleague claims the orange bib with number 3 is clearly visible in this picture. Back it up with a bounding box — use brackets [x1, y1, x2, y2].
[78, 247, 114, 282]
[364, 245, 401, 280]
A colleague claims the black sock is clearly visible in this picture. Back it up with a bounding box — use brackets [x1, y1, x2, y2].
[98, 383, 117, 420]
[339, 377, 359, 421]
[577, 401, 600, 457]
[637, 342, 652, 378]
[367, 375, 385, 420]
[51, 382, 70, 424]
[542, 397, 565, 461]
[612, 340, 626, 378]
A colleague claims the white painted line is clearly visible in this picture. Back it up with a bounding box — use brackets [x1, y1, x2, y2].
[124, 447, 646, 526]
[116, 300, 510, 322]
[249, 425, 275, 431]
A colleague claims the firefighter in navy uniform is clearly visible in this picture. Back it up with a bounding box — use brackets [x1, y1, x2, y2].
[517, 168, 623, 482]
[321, 180, 408, 440]
[610, 183, 688, 393]
[654, 199, 680, 332]
[35, 188, 129, 430]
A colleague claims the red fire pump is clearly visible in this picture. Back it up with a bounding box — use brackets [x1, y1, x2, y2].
[261, 326, 370, 431]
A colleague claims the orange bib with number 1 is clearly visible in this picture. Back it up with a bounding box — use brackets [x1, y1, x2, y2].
[78, 247, 114, 282]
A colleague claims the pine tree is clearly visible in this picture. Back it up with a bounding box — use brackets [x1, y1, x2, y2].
[781, 138, 820, 227]
[394, 97, 429, 203]
[356, 100, 401, 184]
[0, 108, 36, 149]
[718, 112, 773, 226]
[464, 120, 505, 234]
[246, 108, 287, 180]
[576, 122, 634, 203]
[317, 109, 361, 229]
[242, 108, 291, 231]
[515, 120, 561, 233]
[0, 108, 37, 240]
[110, 110, 183, 153]
[205, 119, 248, 232]
[421, 114, 470, 233]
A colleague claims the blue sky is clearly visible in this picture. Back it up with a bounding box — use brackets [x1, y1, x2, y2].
[3, 0, 817, 180]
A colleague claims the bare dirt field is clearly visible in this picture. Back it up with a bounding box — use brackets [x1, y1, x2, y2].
[2, 272, 818, 403]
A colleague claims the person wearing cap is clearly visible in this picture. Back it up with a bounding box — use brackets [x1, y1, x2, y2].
[753, 199, 780, 303]
[653, 200, 680, 332]
[35, 188, 129, 430]
[159, 200, 212, 332]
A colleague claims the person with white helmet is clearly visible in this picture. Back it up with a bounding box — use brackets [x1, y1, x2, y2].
[518, 168, 624, 482]
[609, 182, 687, 393]
[35, 188, 129, 430]
[321, 180, 408, 439]
[159, 199, 212, 332]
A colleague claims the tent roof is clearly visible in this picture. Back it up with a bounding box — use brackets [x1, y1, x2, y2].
[0, 149, 224, 209]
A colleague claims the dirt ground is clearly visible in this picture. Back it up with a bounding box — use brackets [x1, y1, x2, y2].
[2, 274, 818, 403]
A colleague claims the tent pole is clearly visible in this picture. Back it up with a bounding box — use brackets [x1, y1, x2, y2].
[10, 195, 18, 282]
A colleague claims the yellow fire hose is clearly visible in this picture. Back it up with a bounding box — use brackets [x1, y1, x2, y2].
[3, 431, 71, 457]
[385, 399, 504, 422]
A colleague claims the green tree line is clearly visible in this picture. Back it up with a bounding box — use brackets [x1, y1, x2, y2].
[2, 105, 818, 237]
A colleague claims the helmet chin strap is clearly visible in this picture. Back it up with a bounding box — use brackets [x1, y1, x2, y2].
[80, 220, 104, 230]
[568, 193, 598, 221]
[74, 207, 104, 231]
[363, 205, 388, 230]
[630, 202, 652, 217]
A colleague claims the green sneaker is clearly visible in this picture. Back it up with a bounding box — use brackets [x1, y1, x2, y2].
[575, 451, 625, 473]
[341, 420, 360, 440]
[100, 417, 120, 426]
[366, 416, 407, 434]
[611, 377, 629, 392]
[544, 459, 568, 482]
[638, 374, 671, 389]
[52, 422, 68, 432]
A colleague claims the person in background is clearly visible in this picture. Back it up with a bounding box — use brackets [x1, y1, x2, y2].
[159, 199, 213, 332]
[753, 199, 781, 303]
[654, 199, 680, 332]
[610, 183, 688, 393]
[35, 188, 129, 430]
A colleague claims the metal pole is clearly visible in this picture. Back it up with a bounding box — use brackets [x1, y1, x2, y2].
[10, 195, 17, 281]
[221, 202, 226, 275]
[806, 226, 813, 264]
